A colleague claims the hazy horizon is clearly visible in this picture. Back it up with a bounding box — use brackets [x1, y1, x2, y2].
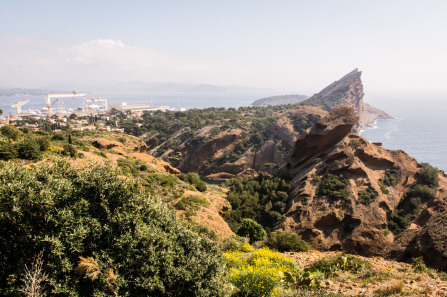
[1, 1, 447, 95]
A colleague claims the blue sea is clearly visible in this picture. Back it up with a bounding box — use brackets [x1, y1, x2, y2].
[1, 92, 446, 172]
[360, 94, 447, 172]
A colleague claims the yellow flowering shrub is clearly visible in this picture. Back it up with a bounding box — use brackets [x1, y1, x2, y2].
[224, 247, 296, 296]
[239, 242, 254, 252]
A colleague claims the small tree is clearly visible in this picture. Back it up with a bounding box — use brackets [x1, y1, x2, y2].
[265, 231, 309, 252]
[237, 218, 267, 243]
[419, 163, 439, 188]
[62, 144, 77, 158]
[17, 139, 41, 160]
[0, 125, 20, 141]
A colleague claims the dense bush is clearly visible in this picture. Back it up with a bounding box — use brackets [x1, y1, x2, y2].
[0, 125, 20, 141]
[179, 172, 208, 192]
[0, 159, 225, 296]
[17, 138, 42, 160]
[51, 132, 66, 141]
[224, 174, 291, 231]
[419, 163, 439, 188]
[317, 174, 349, 202]
[265, 231, 309, 252]
[218, 236, 246, 251]
[236, 218, 267, 243]
[62, 144, 78, 158]
[0, 142, 18, 160]
[357, 187, 378, 205]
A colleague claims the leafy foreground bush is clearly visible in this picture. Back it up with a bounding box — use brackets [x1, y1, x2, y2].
[224, 244, 296, 296]
[265, 231, 309, 252]
[237, 218, 267, 244]
[0, 159, 225, 296]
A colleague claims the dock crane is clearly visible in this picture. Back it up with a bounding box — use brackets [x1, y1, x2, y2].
[44, 91, 86, 116]
[11, 99, 30, 114]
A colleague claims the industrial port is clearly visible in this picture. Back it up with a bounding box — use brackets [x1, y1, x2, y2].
[5, 91, 177, 120]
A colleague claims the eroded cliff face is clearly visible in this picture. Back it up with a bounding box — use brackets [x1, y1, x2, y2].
[280, 106, 446, 260]
[300, 69, 391, 132]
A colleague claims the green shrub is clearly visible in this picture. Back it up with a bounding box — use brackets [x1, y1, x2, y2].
[224, 174, 291, 231]
[51, 132, 65, 141]
[219, 236, 246, 251]
[175, 195, 210, 211]
[62, 144, 78, 158]
[411, 256, 428, 273]
[381, 169, 400, 187]
[388, 184, 436, 234]
[237, 218, 267, 243]
[179, 172, 208, 192]
[35, 136, 50, 151]
[0, 159, 225, 296]
[419, 163, 439, 188]
[308, 254, 369, 278]
[358, 187, 378, 205]
[0, 125, 20, 141]
[349, 139, 361, 149]
[317, 174, 349, 202]
[265, 231, 309, 252]
[0, 142, 18, 160]
[189, 222, 217, 241]
[17, 138, 41, 160]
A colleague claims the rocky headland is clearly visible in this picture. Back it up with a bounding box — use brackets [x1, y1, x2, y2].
[278, 105, 447, 269]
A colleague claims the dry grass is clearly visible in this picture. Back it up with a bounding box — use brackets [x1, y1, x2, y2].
[373, 280, 404, 296]
[75, 256, 101, 280]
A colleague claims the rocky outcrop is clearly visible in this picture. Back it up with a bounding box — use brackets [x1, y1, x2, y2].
[300, 69, 391, 132]
[280, 106, 446, 259]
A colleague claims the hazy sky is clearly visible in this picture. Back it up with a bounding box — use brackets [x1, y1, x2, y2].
[1, 0, 447, 94]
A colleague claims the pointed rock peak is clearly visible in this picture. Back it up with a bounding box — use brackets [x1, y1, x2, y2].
[340, 68, 361, 80]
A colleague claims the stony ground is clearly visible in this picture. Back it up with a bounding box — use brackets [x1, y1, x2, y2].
[284, 251, 447, 296]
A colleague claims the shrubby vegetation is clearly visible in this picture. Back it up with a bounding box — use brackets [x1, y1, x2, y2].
[388, 164, 439, 234]
[316, 174, 350, 202]
[118, 106, 321, 168]
[179, 172, 208, 192]
[0, 159, 225, 296]
[264, 231, 309, 252]
[378, 168, 400, 194]
[357, 187, 378, 205]
[223, 174, 292, 231]
[236, 218, 267, 243]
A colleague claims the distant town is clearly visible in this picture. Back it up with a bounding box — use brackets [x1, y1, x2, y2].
[0, 91, 185, 132]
